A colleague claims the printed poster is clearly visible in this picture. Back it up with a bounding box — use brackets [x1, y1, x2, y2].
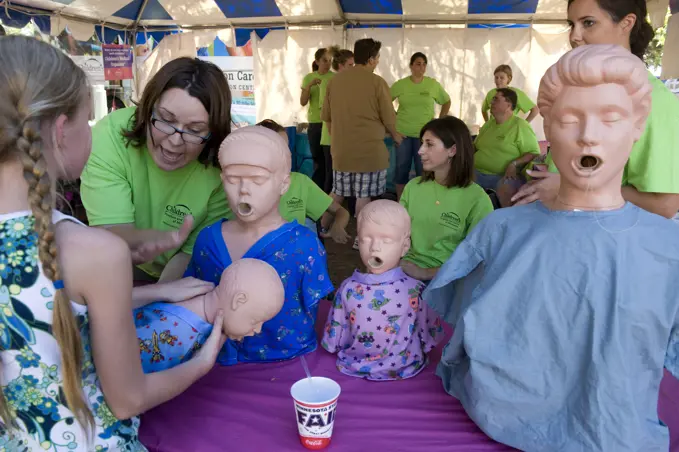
[103, 44, 134, 80]
[200, 56, 255, 128]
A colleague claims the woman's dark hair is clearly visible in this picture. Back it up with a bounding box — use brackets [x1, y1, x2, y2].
[328, 46, 354, 71]
[312, 47, 327, 71]
[257, 119, 286, 134]
[496, 88, 518, 111]
[123, 57, 232, 168]
[354, 38, 381, 65]
[410, 52, 427, 66]
[567, 0, 654, 60]
[419, 116, 475, 188]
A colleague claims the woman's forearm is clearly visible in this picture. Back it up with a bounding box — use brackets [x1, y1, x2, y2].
[158, 252, 191, 283]
[621, 186, 679, 219]
[526, 106, 539, 123]
[439, 101, 451, 118]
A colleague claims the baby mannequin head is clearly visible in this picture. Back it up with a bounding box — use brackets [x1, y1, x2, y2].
[538, 44, 652, 206]
[356, 200, 411, 275]
[218, 126, 291, 223]
[213, 258, 285, 341]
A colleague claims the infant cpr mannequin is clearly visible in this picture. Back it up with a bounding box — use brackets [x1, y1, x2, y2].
[135, 258, 285, 373]
[322, 200, 443, 381]
[423, 45, 679, 452]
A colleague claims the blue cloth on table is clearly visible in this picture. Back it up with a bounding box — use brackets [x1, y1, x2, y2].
[185, 219, 334, 365]
[423, 201, 679, 452]
[134, 303, 213, 373]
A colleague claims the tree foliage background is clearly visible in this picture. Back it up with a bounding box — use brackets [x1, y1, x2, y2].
[646, 10, 670, 69]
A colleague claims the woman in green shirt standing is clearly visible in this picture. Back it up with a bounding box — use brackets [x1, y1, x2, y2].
[81, 58, 233, 282]
[391, 52, 451, 200]
[481, 64, 539, 123]
[301, 48, 334, 192]
[512, 0, 679, 219]
[400, 116, 493, 282]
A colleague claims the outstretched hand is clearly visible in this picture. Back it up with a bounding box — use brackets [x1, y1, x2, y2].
[131, 216, 194, 265]
[511, 171, 560, 206]
[193, 310, 227, 375]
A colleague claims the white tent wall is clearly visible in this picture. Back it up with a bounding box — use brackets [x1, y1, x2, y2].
[254, 25, 570, 140]
[253, 28, 344, 128]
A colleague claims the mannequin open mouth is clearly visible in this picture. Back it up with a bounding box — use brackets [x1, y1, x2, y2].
[368, 257, 384, 269]
[237, 202, 253, 216]
[577, 155, 601, 171]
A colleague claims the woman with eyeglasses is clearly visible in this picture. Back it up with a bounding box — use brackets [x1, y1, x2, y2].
[81, 57, 233, 282]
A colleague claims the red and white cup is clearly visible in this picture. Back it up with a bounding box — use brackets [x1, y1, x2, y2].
[290, 377, 341, 450]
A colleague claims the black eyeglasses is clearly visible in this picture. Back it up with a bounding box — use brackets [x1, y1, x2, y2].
[151, 114, 211, 145]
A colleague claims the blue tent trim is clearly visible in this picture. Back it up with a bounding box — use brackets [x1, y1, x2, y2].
[340, 0, 403, 15]
[468, 0, 539, 15]
[113, 0, 172, 21]
[0, 7, 50, 32]
[213, 0, 282, 18]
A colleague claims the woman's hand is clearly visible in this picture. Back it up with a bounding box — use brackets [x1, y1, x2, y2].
[309, 78, 322, 86]
[192, 310, 227, 375]
[504, 162, 518, 180]
[156, 277, 215, 303]
[131, 216, 194, 264]
[511, 170, 560, 206]
[400, 260, 425, 281]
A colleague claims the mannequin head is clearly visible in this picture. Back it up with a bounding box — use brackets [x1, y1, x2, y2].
[356, 200, 411, 275]
[213, 258, 285, 341]
[539, 44, 651, 205]
[218, 126, 291, 223]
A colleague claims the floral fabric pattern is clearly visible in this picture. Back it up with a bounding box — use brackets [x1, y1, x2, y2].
[0, 212, 144, 451]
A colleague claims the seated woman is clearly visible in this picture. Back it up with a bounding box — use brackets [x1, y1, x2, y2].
[424, 45, 679, 452]
[322, 200, 443, 381]
[257, 119, 350, 244]
[474, 88, 541, 207]
[185, 126, 334, 365]
[399, 117, 493, 283]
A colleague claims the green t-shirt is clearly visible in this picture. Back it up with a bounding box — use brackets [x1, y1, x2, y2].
[391, 76, 451, 137]
[474, 115, 541, 175]
[547, 72, 679, 194]
[224, 172, 332, 225]
[302, 71, 335, 123]
[481, 87, 536, 117]
[400, 178, 493, 269]
[319, 76, 332, 146]
[80, 107, 231, 278]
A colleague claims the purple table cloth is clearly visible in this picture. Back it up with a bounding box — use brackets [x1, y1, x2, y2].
[139, 301, 679, 452]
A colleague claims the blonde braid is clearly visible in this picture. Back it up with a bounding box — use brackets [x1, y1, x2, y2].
[15, 120, 94, 433]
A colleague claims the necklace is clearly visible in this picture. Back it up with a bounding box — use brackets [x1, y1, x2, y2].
[553, 196, 625, 211]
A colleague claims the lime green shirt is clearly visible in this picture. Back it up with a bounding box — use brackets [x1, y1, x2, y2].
[319, 76, 333, 146]
[547, 72, 679, 194]
[302, 71, 335, 123]
[225, 172, 333, 224]
[474, 115, 541, 175]
[400, 178, 493, 269]
[391, 76, 451, 137]
[481, 87, 536, 117]
[80, 107, 231, 278]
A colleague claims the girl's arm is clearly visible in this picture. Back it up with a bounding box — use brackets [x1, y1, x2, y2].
[439, 100, 451, 118]
[525, 106, 539, 123]
[59, 222, 223, 419]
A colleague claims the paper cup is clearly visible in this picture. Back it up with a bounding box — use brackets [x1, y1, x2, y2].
[291, 377, 341, 450]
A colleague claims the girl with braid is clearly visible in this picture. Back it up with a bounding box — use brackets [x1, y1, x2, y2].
[0, 36, 226, 450]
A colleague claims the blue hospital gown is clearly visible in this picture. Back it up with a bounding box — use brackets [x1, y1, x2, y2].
[134, 303, 213, 373]
[185, 220, 334, 365]
[423, 202, 679, 452]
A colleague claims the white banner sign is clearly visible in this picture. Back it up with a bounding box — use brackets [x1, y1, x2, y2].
[70, 55, 106, 85]
[200, 56, 255, 128]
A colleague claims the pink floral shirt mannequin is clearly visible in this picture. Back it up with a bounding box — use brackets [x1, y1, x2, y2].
[322, 200, 443, 380]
